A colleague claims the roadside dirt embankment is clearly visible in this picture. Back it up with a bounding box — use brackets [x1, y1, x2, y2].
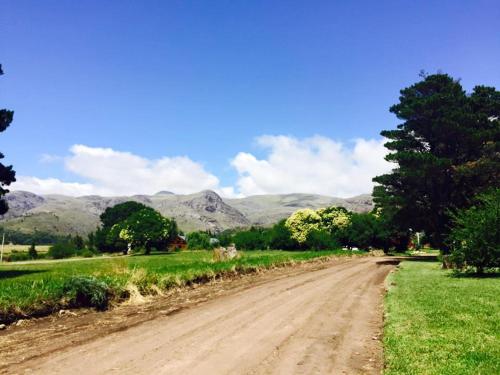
[1, 256, 396, 374]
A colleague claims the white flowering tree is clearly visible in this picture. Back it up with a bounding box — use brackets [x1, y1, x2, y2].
[285, 209, 322, 244]
[285, 207, 351, 244]
[317, 207, 351, 233]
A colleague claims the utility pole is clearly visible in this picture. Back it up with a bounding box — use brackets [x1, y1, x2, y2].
[0, 232, 4, 262]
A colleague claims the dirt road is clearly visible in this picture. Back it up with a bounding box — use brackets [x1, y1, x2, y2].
[4, 257, 396, 374]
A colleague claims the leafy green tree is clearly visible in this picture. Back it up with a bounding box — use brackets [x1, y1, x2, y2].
[118, 207, 177, 254]
[373, 73, 500, 251]
[28, 242, 38, 259]
[98, 201, 148, 251]
[93, 227, 108, 252]
[305, 229, 339, 251]
[0, 64, 16, 215]
[233, 227, 267, 250]
[267, 219, 298, 250]
[187, 231, 212, 250]
[449, 189, 500, 274]
[100, 201, 148, 229]
[106, 223, 128, 252]
[346, 212, 380, 249]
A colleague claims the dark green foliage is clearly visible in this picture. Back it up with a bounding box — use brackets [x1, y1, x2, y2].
[100, 201, 148, 229]
[449, 189, 500, 274]
[105, 223, 128, 252]
[267, 220, 299, 250]
[373, 73, 500, 251]
[95, 203, 178, 254]
[0, 64, 16, 215]
[305, 230, 339, 251]
[0, 229, 66, 245]
[28, 243, 37, 259]
[93, 227, 108, 252]
[80, 249, 95, 258]
[346, 213, 379, 249]
[48, 242, 77, 259]
[346, 212, 399, 250]
[73, 235, 85, 251]
[187, 231, 212, 250]
[86, 232, 95, 251]
[117, 207, 178, 254]
[96, 201, 149, 252]
[233, 227, 267, 250]
[62, 276, 110, 310]
[5, 251, 31, 262]
[216, 230, 234, 247]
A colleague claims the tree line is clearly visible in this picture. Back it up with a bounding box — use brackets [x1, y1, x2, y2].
[373, 73, 499, 273]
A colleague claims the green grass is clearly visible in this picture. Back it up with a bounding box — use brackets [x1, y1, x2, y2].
[0, 249, 354, 323]
[384, 260, 500, 375]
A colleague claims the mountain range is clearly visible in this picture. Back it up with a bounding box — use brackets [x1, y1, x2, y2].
[0, 190, 373, 235]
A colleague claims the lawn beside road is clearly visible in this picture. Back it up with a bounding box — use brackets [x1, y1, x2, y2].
[384, 261, 500, 375]
[0, 249, 355, 323]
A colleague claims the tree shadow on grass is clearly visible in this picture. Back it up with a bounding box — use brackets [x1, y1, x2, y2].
[376, 259, 401, 266]
[0, 269, 46, 280]
[448, 270, 500, 279]
[389, 255, 439, 262]
[131, 251, 179, 257]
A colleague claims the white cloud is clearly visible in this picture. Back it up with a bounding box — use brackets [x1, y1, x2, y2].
[11, 135, 393, 198]
[231, 135, 393, 198]
[13, 176, 99, 196]
[39, 153, 63, 163]
[12, 145, 236, 197]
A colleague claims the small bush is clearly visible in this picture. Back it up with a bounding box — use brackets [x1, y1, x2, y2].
[5, 251, 31, 262]
[81, 249, 95, 258]
[62, 276, 111, 310]
[187, 231, 212, 250]
[449, 189, 500, 274]
[48, 242, 77, 259]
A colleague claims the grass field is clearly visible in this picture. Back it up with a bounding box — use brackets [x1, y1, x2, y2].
[0, 249, 354, 323]
[384, 261, 500, 375]
[1, 244, 50, 254]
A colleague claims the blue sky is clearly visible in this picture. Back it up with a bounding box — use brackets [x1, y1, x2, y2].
[1, 0, 499, 197]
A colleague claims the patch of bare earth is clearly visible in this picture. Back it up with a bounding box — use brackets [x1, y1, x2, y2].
[0, 256, 396, 374]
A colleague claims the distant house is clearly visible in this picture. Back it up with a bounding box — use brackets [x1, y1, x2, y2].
[169, 235, 187, 251]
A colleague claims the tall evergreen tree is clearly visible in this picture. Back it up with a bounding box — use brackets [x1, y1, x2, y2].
[0, 64, 16, 215]
[373, 73, 500, 250]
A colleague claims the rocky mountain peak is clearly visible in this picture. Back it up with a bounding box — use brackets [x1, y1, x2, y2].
[186, 190, 224, 213]
[3, 191, 45, 218]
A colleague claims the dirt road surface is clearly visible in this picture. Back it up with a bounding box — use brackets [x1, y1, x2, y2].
[2, 257, 396, 374]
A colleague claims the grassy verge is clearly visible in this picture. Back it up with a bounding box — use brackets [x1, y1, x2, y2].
[384, 260, 500, 374]
[0, 249, 355, 323]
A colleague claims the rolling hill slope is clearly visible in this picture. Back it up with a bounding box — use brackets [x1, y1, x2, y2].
[0, 190, 373, 236]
